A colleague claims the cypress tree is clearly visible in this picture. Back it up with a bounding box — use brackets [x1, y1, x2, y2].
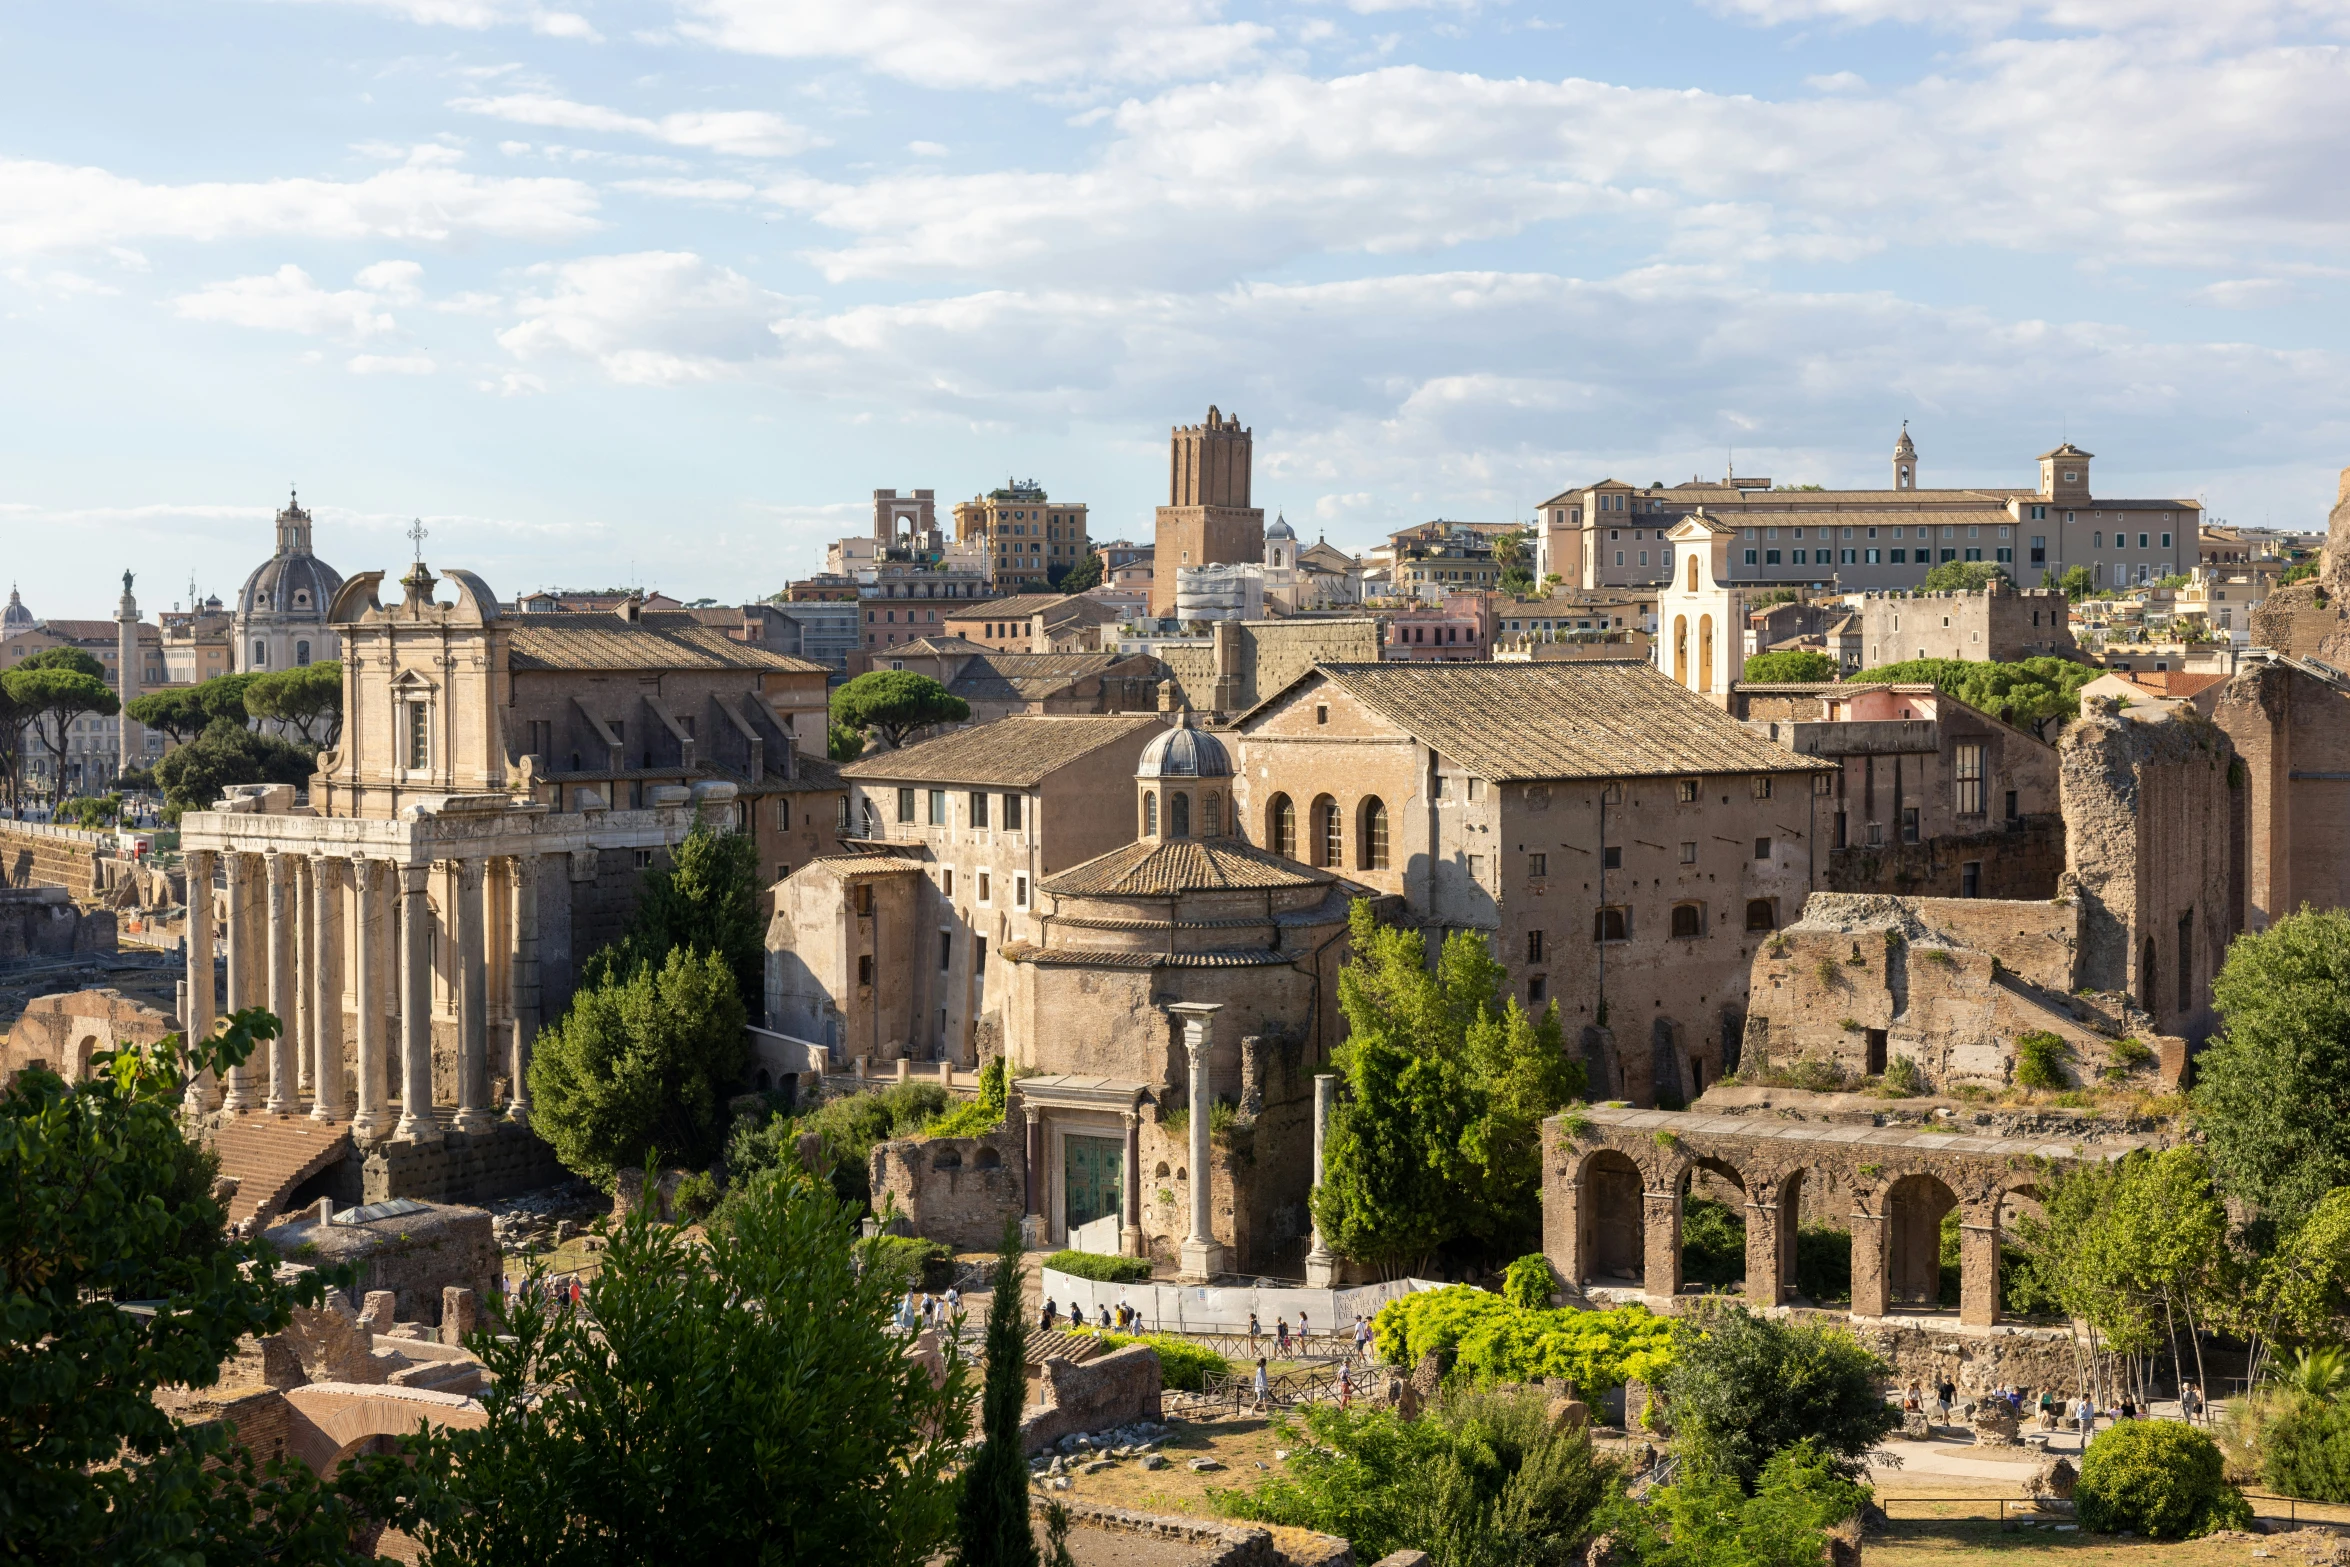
[958, 1218, 1037, 1567]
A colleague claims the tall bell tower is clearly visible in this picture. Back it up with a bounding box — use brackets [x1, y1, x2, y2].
[1892, 422, 1918, 491]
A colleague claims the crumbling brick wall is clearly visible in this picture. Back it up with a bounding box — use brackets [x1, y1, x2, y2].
[1018, 1344, 1164, 1454]
[869, 1121, 1026, 1251]
[2060, 704, 2237, 1043]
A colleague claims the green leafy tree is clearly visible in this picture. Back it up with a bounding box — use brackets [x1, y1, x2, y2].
[1654, 1305, 1895, 1491]
[728, 1082, 950, 1210]
[1856, 656, 2099, 740]
[152, 716, 317, 813]
[929, 1052, 1009, 1137]
[1314, 904, 1583, 1272]
[1599, 1439, 1866, 1567]
[958, 1220, 1036, 1567]
[4, 647, 119, 797]
[243, 661, 344, 746]
[530, 947, 750, 1185]
[125, 687, 213, 745]
[584, 823, 765, 1014]
[1, 1008, 376, 1565]
[195, 670, 264, 727]
[1055, 553, 1103, 594]
[2281, 561, 2320, 587]
[2196, 909, 2350, 1234]
[1218, 1386, 1617, 1567]
[2058, 564, 2096, 600]
[348, 1165, 969, 1564]
[829, 719, 869, 762]
[1918, 560, 2009, 593]
[831, 670, 971, 750]
[1742, 650, 1838, 683]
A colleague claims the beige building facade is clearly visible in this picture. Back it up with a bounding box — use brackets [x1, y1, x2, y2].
[951, 481, 1092, 593]
[1229, 661, 1834, 1105]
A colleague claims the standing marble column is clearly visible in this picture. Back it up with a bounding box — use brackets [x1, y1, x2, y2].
[1121, 1108, 1144, 1258]
[452, 858, 493, 1134]
[1305, 1071, 1338, 1287]
[395, 864, 440, 1144]
[181, 849, 219, 1115]
[264, 853, 298, 1116]
[221, 853, 259, 1111]
[309, 856, 345, 1122]
[1172, 1001, 1225, 1282]
[507, 853, 540, 1125]
[1023, 1105, 1044, 1218]
[350, 859, 389, 1137]
[294, 856, 316, 1100]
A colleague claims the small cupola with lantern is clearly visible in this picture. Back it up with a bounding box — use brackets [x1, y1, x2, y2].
[1134, 708, 1234, 841]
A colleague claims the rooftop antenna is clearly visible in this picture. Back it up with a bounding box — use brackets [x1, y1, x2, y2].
[407, 519, 429, 561]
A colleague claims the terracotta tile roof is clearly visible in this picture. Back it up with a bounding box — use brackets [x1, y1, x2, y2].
[505, 611, 826, 674]
[2116, 670, 2226, 699]
[1001, 942, 1294, 969]
[1295, 661, 1837, 782]
[770, 754, 848, 793]
[945, 593, 1106, 623]
[1038, 836, 1333, 898]
[838, 714, 1162, 787]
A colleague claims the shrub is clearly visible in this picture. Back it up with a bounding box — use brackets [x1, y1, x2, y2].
[1082, 1331, 1231, 1392]
[926, 1054, 1008, 1138]
[1602, 1438, 1866, 1567]
[1813, 957, 1842, 989]
[2108, 1037, 2154, 1071]
[1217, 1385, 1619, 1565]
[2075, 1418, 2252, 1538]
[1503, 1254, 1559, 1309]
[2015, 1030, 2071, 1091]
[1679, 1197, 1746, 1289]
[1373, 1287, 1673, 1393]
[671, 1169, 719, 1222]
[867, 1235, 957, 1293]
[1794, 1225, 1852, 1305]
[1043, 1250, 1152, 1284]
[2255, 1384, 2350, 1504]
[1657, 1305, 1895, 1490]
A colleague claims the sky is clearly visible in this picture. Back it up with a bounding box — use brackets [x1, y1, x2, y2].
[3, 0, 2348, 615]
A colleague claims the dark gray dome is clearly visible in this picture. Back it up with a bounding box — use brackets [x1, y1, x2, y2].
[1137, 722, 1232, 779]
[1265, 511, 1295, 541]
[2, 586, 30, 631]
[237, 551, 343, 618]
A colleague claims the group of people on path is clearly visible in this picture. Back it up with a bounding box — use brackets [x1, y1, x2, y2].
[1035, 1297, 1143, 1333]
[895, 1287, 963, 1335]
[1901, 1377, 2209, 1442]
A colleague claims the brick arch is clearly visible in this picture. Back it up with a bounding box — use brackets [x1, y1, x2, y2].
[280, 1382, 487, 1475]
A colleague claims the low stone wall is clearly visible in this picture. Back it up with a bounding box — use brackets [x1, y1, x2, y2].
[0, 820, 106, 900]
[869, 1122, 1025, 1251]
[262, 1203, 499, 1328]
[1827, 1311, 2087, 1397]
[1028, 1498, 1291, 1567]
[354, 1121, 567, 1209]
[0, 886, 115, 962]
[1019, 1343, 1164, 1455]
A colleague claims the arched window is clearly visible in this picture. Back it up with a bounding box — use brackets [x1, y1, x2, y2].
[1744, 899, 1776, 932]
[1170, 789, 1190, 837]
[1686, 554, 1698, 593]
[1311, 794, 1340, 868]
[1143, 791, 1158, 836]
[1359, 797, 1389, 870]
[1671, 615, 1687, 686]
[295, 640, 312, 667]
[1269, 794, 1296, 858]
[1669, 902, 1703, 938]
[1203, 792, 1222, 835]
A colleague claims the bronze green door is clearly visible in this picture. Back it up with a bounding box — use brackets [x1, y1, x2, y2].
[1064, 1135, 1124, 1234]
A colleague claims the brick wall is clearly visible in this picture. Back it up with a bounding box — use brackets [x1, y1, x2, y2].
[869, 1120, 1026, 1250]
[1824, 816, 2063, 900]
[0, 820, 105, 899]
[1018, 1343, 1163, 1453]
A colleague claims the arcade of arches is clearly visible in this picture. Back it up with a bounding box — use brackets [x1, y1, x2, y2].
[1542, 1106, 2145, 1326]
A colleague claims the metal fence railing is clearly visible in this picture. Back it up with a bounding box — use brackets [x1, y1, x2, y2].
[1874, 1494, 2350, 1528]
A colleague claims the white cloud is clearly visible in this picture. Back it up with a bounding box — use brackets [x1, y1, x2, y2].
[0, 146, 599, 256]
[765, 46, 2350, 287]
[274, 0, 602, 41]
[497, 251, 787, 383]
[172, 265, 402, 340]
[671, 0, 1272, 88]
[451, 92, 818, 157]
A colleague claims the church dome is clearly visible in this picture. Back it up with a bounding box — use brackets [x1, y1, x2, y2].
[2, 586, 30, 632]
[1265, 511, 1295, 542]
[1137, 719, 1232, 779]
[235, 492, 344, 620]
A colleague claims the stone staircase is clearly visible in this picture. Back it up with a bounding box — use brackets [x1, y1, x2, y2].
[211, 1116, 354, 1230]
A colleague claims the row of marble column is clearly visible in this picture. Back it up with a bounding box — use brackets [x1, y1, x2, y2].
[180, 845, 543, 1143]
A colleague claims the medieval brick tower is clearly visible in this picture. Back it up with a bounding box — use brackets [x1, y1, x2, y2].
[1151, 405, 1265, 618]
